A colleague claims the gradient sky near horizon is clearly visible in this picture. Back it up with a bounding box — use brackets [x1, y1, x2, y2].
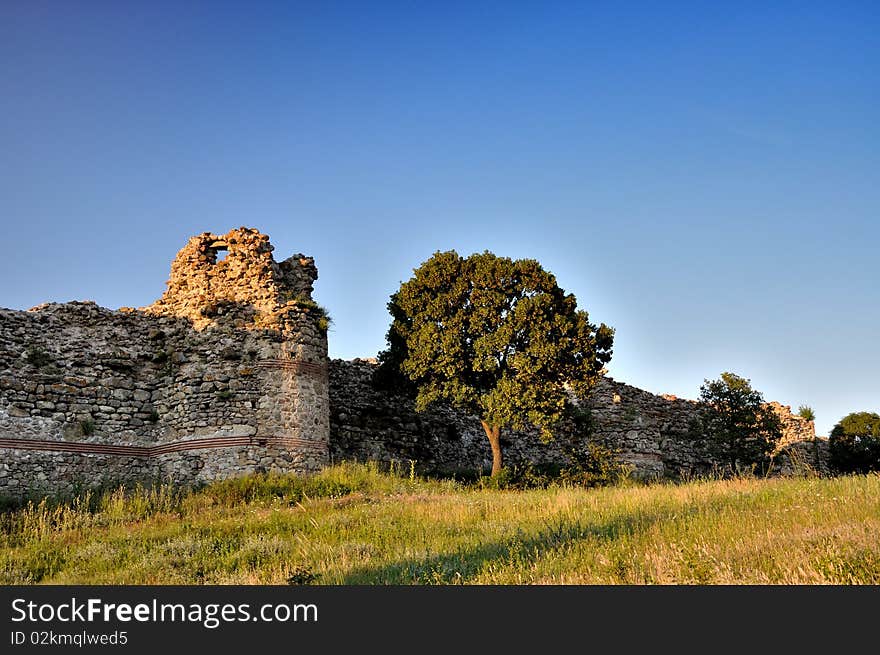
[1, 2, 877, 436]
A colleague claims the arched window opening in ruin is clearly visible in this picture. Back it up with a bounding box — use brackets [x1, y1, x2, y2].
[207, 240, 229, 264]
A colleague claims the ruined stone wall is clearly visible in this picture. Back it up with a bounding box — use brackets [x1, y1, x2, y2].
[0, 226, 820, 498]
[329, 359, 818, 479]
[765, 402, 825, 475]
[584, 378, 707, 478]
[0, 228, 329, 499]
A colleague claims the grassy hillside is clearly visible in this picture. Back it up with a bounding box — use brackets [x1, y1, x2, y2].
[1, 464, 878, 584]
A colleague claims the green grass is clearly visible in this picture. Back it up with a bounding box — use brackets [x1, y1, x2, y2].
[1, 463, 878, 584]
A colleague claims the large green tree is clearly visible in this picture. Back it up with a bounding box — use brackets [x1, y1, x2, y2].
[696, 372, 783, 473]
[829, 412, 880, 474]
[378, 250, 614, 476]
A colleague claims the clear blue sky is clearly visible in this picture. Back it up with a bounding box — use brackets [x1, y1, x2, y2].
[1, 2, 877, 436]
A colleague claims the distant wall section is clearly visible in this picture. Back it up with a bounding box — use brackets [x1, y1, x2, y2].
[328, 359, 818, 479]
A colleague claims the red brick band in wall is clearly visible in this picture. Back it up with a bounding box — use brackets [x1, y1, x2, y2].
[0, 435, 323, 457]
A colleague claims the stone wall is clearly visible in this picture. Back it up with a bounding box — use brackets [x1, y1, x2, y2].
[0, 228, 329, 499]
[0, 226, 821, 499]
[329, 359, 819, 479]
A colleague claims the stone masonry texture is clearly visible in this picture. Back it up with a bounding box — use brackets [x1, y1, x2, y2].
[328, 359, 821, 480]
[0, 228, 329, 498]
[0, 228, 821, 499]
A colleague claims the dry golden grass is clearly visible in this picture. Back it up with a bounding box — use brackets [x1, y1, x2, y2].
[1, 464, 878, 584]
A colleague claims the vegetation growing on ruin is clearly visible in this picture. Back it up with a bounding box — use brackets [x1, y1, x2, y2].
[1, 463, 877, 585]
[24, 346, 52, 369]
[798, 406, 816, 421]
[290, 296, 332, 333]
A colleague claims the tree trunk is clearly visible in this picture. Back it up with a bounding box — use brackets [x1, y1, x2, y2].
[481, 420, 503, 477]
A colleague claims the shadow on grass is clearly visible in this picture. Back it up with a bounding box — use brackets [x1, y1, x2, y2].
[338, 504, 696, 584]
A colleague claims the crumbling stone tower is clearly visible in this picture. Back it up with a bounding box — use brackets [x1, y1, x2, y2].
[145, 228, 319, 328]
[0, 228, 330, 498]
[143, 227, 331, 474]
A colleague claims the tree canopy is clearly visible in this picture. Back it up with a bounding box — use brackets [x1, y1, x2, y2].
[378, 250, 614, 475]
[696, 372, 783, 473]
[829, 411, 880, 474]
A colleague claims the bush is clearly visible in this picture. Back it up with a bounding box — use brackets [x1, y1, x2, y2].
[554, 403, 628, 487]
[829, 412, 880, 474]
[693, 372, 783, 475]
[316, 316, 331, 333]
[559, 442, 629, 487]
[290, 297, 332, 333]
[477, 467, 517, 490]
[797, 406, 816, 421]
[25, 346, 52, 368]
[473, 443, 626, 491]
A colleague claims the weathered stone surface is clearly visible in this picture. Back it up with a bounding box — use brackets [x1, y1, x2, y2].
[328, 359, 821, 479]
[144, 227, 318, 330]
[0, 229, 329, 499]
